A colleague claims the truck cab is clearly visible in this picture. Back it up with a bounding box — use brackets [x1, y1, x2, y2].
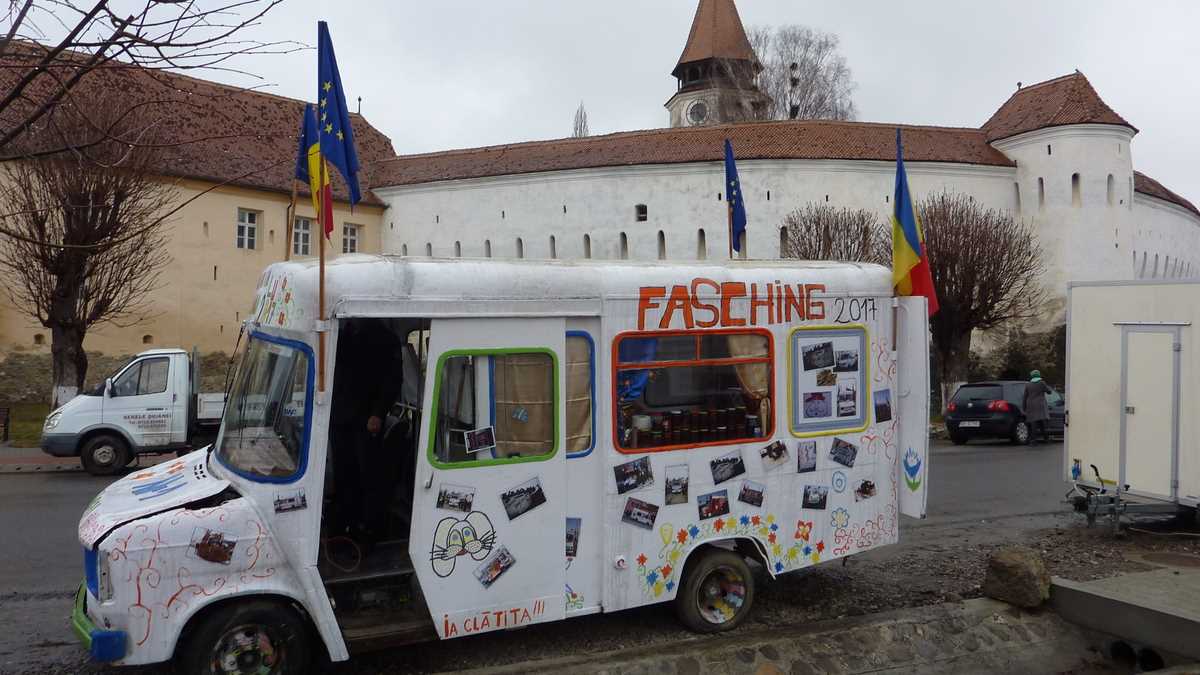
[41, 348, 224, 475]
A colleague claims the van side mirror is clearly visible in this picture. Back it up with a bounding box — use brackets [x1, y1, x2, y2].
[105, 378, 113, 397]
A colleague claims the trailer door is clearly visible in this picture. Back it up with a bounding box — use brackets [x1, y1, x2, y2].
[1121, 327, 1180, 500]
[411, 317, 567, 639]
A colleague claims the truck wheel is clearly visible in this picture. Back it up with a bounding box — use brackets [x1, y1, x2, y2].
[177, 599, 313, 675]
[674, 547, 755, 633]
[1010, 421, 1031, 446]
[80, 434, 129, 476]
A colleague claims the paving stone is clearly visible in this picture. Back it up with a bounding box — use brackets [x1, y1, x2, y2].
[759, 644, 780, 661]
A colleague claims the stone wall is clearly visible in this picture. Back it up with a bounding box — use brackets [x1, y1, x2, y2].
[0, 350, 232, 404]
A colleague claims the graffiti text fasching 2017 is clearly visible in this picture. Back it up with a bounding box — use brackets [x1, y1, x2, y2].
[637, 279, 828, 331]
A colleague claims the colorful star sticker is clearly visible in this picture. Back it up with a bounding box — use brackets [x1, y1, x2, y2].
[677, 529, 688, 544]
[661, 564, 673, 578]
[636, 553, 647, 567]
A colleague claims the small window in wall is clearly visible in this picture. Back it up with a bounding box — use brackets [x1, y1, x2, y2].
[1153, 253, 1159, 278]
[1140, 252, 1147, 278]
[236, 208, 258, 250]
[203, 221, 209, 237]
[33, 333, 44, 346]
[549, 235, 557, 259]
[583, 234, 592, 259]
[484, 240, 492, 258]
[697, 228, 707, 259]
[213, 266, 218, 281]
[1071, 173, 1081, 207]
[657, 230, 666, 260]
[142, 334, 153, 345]
[1106, 174, 1115, 207]
[619, 232, 629, 259]
[401, 244, 409, 256]
[424, 242, 433, 256]
[293, 217, 312, 256]
[789, 326, 869, 435]
[635, 204, 648, 222]
[1132, 250, 1138, 277]
[1014, 182, 1021, 210]
[613, 329, 774, 453]
[454, 241, 462, 257]
[342, 224, 360, 254]
[1038, 177, 1045, 208]
[430, 350, 558, 467]
[1046, 144, 1052, 156]
[516, 237, 525, 259]
[767, 190, 771, 201]
[566, 333, 595, 457]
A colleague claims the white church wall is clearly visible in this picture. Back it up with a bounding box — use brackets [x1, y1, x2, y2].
[1132, 196, 1200, 280]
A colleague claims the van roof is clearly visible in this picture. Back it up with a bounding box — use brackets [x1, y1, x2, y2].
[138, 348, 188, 357]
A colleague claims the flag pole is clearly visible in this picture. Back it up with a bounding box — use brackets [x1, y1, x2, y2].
[284, 179, 297, 261]
[317, 160, 327, 393]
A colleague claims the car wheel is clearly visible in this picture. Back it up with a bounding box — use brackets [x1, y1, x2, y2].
[1011, 421, 1031, 446]
[949, 433, 967, 445]
[177, 599, 313, 675]
[80, 434, 129, 476]
[674, 547, 755, 633]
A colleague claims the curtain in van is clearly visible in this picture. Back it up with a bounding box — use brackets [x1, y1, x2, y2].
[726, 333, 772, 424]
[565, 337, 593, 454]
[493, 353, 555, 458]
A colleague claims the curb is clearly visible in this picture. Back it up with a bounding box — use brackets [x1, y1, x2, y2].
[0, 461, 80, 474]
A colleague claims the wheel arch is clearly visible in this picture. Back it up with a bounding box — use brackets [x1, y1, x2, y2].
[171, 590, 324, 664]
[77, 425, 137, 456]
[674, 534, 774, 593]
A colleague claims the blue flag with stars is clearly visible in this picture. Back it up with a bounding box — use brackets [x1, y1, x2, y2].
[724, 139, 747, 253]
[317, 21, 361, 206]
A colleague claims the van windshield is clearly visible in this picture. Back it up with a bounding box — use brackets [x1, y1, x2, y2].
[216, 336, 311, 480]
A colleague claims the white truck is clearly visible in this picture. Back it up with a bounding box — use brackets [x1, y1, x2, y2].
[40, 348, 226, 475]
[1065, 280, 1199, 528]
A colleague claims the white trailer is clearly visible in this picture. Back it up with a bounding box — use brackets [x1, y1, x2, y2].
[1066, 280, 1199, 523]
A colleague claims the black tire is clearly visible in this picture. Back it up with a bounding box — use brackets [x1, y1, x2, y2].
[1011, 421, 1031, 446]
[80, 434, 129, 476]
[674, 547, 755, 633]
[177, 599, 312, 675]
[949, 433, 967, 445]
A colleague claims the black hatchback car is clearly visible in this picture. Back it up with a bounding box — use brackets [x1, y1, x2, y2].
[944, 380, 1065, 445]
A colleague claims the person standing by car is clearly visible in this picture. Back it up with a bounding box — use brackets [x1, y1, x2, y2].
[1023, 370, 1051, 444]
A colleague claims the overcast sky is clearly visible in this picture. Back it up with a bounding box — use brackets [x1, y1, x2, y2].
[204, 1, 1198, 203]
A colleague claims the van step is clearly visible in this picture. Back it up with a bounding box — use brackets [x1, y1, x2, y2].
[341, 612, 436, 652]
[320, 540, 414, 586]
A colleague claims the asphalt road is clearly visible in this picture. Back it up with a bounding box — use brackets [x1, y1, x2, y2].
[0, 439, 1070, 674]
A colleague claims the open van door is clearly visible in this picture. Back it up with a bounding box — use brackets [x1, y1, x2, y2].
[410, 317, 567, 639]
[896, 297, 930, 519]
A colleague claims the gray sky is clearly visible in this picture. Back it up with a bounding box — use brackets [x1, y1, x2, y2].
[211, 1, 1199, 203]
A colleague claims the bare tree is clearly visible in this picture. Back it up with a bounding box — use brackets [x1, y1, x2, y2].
[746, 25, 856, 121]
[0, 0, 295, 160]
[572, 100, 589, 138]
[0, 98, 174, 406]
[919, 191, 1046, 408]
[779, 203, 889, 263]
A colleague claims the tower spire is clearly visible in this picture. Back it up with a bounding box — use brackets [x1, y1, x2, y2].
[672, 0, 759, 80]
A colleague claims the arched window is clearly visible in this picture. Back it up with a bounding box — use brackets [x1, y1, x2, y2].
[549, 235, 557, 259]
[401, 243, 408, 256]
[1132, 250, 1137, 277]
[1071, 173, 1081, 207]
[657, 230, 666, 260]
[1140, 251, 1147, 278]
[454, 241, 462, 257]
[516, 237, 524, 259]
[619, 232, 629, 260]
[779, 226, 788, 257]
[1106, 174, 1115, 207]
[1038, 177, 1045, 208]
[142, 335, 153, 345]
[425, 242, 433, 256]
[697, 228, 707, 259]
[583, 234, 592, 259]
[1153, 253, 1159, 278]
[33, 334, 44, 346]
[1014, 182, 1021, 210]
[484, 239, 492, 258]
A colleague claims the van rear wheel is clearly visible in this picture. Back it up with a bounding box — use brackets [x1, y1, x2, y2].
[674, 547, 755, 633]
[80, 434, 129, 476]
[178, 599, 313, 675]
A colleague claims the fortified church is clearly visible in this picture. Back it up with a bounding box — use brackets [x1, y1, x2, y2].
[372, 0, 1200, 317]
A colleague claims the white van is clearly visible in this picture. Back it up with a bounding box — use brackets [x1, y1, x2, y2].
[40, 349, 226, 475]
[70, 256, 930, 672]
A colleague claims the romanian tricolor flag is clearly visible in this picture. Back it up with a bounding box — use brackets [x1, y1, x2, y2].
[294, 104, 333, 235]
[892, 129, 939, 315]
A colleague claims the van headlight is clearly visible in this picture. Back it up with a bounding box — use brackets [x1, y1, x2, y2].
[97, 552, 112, 602]
[43, 410, 62, 431]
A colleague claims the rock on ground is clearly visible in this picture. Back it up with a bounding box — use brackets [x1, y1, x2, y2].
[981, 545, 1051, 608]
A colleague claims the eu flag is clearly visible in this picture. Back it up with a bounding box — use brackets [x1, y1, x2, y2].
[724, 139, 747, 254]
[317, 21, 361, 206]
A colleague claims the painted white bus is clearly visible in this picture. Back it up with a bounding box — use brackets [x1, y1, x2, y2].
[71, 256, 931, 672]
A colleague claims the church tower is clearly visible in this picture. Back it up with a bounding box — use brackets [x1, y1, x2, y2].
[666, 0, 771, 128]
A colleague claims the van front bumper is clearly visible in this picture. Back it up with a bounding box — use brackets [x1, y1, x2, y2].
[71, 584, 127, 663]
[41, 433, 77, 457]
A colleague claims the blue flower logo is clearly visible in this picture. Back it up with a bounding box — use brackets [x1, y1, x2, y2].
[904, 448, 923, 492]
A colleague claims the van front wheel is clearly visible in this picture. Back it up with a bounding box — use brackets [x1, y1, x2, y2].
[674, 547, 755, 633]
[80, 434, 128, 476]
[178, 599, 313, 675]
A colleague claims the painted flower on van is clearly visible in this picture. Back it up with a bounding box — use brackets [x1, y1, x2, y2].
[795, 520, 813, 542]
[831, 508, 850, 529]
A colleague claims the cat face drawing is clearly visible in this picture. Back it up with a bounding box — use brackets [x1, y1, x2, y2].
[430, 511, 496, 577]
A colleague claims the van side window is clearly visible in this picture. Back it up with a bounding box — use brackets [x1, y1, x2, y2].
[614, 329, 773, 452]
[112, 357, 169, 397]
[789, 327, 869, 435]
[431, 350, 558, 467]
[566, 334, 595, 457]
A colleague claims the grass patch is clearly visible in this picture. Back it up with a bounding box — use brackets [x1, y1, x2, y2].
[8, 401, 49, 447]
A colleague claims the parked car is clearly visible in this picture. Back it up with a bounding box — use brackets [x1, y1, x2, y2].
[944, 380, 1065, 445]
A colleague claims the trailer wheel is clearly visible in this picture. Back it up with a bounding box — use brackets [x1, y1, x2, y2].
[674, 547, 755, 633]
[80, 434, 129, 476]
[1010, 421, 1031, 446]
[177, 599, 312, 675]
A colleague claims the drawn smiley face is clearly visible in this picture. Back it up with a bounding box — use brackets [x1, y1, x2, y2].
[430, 511, 496, 578]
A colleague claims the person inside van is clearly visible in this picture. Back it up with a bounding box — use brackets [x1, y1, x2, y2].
[330, 319, 405, 548]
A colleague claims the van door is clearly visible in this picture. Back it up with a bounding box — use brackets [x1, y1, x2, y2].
[103, 356, 173, 449]
[410, 317, 567, 639]
[1121, 327, 1180, 500]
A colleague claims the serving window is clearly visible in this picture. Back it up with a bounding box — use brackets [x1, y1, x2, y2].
[613, 329, 773, 453]
[789, 326, 869, 436]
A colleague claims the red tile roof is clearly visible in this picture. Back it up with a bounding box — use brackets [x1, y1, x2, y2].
[982, 71, 1136, 142]
[1134, 171, 1199, 217]
[0, 42, 394, 206]
[373, 119, 1014, 188]
[673, 0, 759, 78]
